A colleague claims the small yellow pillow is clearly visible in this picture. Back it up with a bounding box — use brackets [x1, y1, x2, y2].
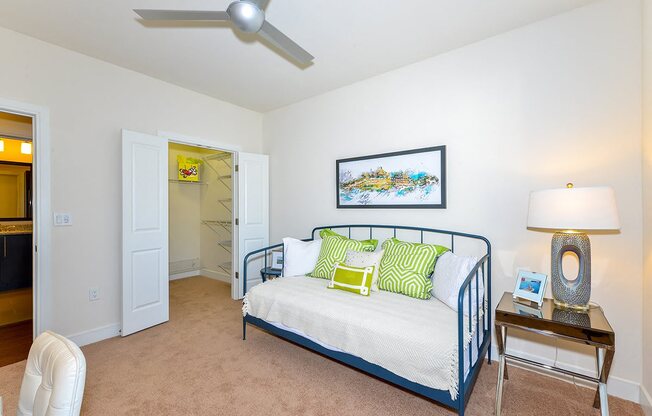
[327, 262, 375, 296]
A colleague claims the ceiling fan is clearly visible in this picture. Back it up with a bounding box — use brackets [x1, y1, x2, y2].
[134, 0, 314, 65]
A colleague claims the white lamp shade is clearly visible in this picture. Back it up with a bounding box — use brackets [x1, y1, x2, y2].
[527, 186, 620, 231]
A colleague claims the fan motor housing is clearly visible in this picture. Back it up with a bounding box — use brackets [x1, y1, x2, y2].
[227, 1, 265, 33]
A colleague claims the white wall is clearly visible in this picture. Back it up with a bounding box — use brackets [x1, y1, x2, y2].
[168, 143, 202, 278]
[264, 0, 643, 401]
[642, 0, 652, 412]
[0, 26, 262, 340]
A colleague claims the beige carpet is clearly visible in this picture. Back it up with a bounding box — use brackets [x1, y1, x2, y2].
[0, 277, 643, 415]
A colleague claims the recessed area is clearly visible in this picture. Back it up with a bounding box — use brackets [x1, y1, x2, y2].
[0, 110, 33, 368]
[167, 142, 234, 284]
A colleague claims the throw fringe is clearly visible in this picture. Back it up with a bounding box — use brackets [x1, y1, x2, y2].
[242, 293, 250, 317]
[447, 309, 485, 400]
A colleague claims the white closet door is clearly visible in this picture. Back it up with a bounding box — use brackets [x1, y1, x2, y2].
[235, 152, 269, 299]
[121, 129, 169, 336]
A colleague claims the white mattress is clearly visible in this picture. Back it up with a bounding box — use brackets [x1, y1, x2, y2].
[244, 276, 483, 399]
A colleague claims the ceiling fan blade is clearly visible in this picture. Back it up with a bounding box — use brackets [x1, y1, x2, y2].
[134, 9, 230, 21]
[258, 21, 314, 65]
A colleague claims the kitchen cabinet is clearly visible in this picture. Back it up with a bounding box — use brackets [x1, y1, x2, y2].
[0, 234, 32, 291]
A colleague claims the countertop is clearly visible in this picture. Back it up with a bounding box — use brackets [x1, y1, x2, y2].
[0, 224, 33, 236]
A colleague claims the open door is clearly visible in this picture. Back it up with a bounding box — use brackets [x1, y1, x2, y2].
[121, 129, 169, 336]
[235, 152, 269, 299]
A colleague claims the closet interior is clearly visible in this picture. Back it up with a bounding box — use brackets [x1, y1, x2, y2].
[168, 143, 234, 285]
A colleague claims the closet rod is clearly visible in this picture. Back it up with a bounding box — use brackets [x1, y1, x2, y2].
[204, 153, 232, 161]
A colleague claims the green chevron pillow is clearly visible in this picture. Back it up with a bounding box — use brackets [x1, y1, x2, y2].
[378, 238, 449, 299]
[327, 262, 375, 296]
[309, 229, 378, 279]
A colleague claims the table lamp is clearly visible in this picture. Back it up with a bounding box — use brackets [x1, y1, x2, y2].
[527, 183, 620, 310]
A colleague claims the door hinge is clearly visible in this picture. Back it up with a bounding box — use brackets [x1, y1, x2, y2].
[235, 164, 239, 172]
[235, 272, 239, 280]
[235, 218, 239, 226]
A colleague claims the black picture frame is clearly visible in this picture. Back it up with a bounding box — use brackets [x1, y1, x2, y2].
[336, 145, 447, 209]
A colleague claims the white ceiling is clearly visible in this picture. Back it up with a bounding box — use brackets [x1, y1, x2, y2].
[0, 0, 597, 112]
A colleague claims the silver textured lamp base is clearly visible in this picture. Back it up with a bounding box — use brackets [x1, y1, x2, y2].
[551, 232, 591, 311]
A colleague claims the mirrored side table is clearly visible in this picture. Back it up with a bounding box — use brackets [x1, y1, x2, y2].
[494, 292, 615, 416]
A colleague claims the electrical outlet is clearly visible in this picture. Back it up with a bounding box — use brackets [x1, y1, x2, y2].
[54, 212, 73, 226]
[89, 287, 100, 301]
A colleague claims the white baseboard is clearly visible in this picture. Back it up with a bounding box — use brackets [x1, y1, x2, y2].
[641, 384, 652, 416]
[66, 322, 121, 347]
[201, 268, 231, 284]
[169, 270, 201, 280]
[490, 345, 641, 404]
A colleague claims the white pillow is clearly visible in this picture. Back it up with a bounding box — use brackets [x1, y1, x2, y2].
[344, 249, 384, 292]
[432, 251, 483, 315]
[282, 237, 322, 277]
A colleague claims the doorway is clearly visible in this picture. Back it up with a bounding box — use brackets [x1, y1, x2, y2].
[168, 142, 234, 288]
[122, 129, 269, 336]
[0, 111, 34, 367]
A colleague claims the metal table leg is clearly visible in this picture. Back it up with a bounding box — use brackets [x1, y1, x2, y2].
[495, 324, 507, 416]
[593, 347, 614, 416]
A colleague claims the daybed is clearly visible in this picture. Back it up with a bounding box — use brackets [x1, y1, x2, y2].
[242, 225, 491, 416]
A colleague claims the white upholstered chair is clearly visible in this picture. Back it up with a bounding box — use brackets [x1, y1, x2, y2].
[16, 331, 86, 416]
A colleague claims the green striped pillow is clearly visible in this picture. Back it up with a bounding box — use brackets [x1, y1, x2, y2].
[327, 262, 375, 296]
[309, 229, 378, 279]
[378, 238, 449, 299]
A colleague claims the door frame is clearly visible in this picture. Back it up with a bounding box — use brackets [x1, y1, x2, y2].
[0, 97, 52, 338]
[157, 131, 241, 300]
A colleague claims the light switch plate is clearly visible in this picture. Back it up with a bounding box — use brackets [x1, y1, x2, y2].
[53, 212, 72, 226]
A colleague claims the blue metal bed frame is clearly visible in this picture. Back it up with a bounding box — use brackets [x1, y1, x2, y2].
[242, 224, 492, 416]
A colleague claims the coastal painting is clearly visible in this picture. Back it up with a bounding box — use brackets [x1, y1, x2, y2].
[336, 146, 446, 209]
[518, 277, 542, 294]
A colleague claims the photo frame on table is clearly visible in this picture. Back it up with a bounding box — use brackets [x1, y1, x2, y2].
[271, 251, 284, 270]
[513, 270, 548, 307]
[336, 146, 446, 209]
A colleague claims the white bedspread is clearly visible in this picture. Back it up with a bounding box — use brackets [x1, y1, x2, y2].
[243, 276, 475, 400]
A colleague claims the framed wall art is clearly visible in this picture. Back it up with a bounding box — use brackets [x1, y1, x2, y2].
[177, 155, 201, 182]
[336, 146, 446, 209]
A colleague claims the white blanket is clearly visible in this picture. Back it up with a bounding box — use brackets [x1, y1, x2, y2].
[243, 276, 475, 399]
